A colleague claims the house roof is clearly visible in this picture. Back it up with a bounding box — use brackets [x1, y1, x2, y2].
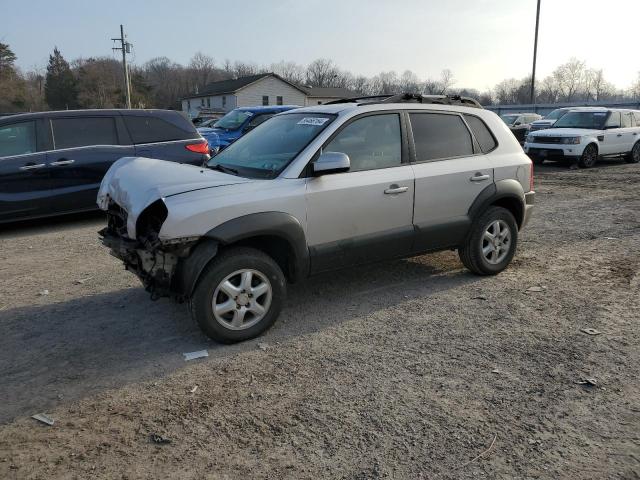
[302, 87, 356, 99]
[183, 73, 308, 99]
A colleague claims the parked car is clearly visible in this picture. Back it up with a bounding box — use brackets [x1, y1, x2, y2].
[98, 95, 534, 343]
[499, 113, 542, 143]
[192, 113, 224, 127]
[0, 109, 209, 223]
[524, 107, 640, 167]
[528, 108, 571, 132]
[198, 105, 299, 154]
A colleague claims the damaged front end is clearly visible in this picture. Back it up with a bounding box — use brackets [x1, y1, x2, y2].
[99, 199, 199, 301]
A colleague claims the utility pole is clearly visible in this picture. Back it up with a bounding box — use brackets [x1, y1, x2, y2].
[112, 24, 132, 109]
[530, 0, 541, 105]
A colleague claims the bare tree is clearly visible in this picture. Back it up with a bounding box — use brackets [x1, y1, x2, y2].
[305, 58, 340, 87]
[270, 61, 306, 85]
[399, 70, 420, 93]
[631, 72, 640, 99]
[439, 69, 455, 94]
[188, 52, 219, 90]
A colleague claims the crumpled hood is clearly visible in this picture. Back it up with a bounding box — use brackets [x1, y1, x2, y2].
[531, 128, 601, 137]
[97, 157, 251, 238]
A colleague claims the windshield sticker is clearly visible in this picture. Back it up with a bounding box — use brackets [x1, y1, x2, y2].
[297, 117, 329, 126]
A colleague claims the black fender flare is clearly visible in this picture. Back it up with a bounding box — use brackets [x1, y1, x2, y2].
[468, 179, 526, 228]
[204, 211, 309, 282]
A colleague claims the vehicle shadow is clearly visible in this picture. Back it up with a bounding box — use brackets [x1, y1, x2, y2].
[0, 210, 106, 239]
[0, 252, 480, 424]
[533, 156, 631, 172]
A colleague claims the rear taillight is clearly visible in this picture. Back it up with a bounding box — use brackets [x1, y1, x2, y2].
[529, 161, 534, 192]
[185, 140, 209, 154]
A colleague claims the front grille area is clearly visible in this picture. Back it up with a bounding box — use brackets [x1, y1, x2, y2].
[529, 124, 550, 132]
[106, 202, 128, 237]
[530, 136, 563, 144]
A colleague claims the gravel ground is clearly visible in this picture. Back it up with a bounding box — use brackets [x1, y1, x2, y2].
[0, 161, 639, 479]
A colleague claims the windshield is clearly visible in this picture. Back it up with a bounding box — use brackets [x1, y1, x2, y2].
[199, 118, 218, 128]
[213, 110, 254, 130]
[545, 109, 567, 120]
[207, 113, 336, 179]
[552, 111, 608, 129]
[500, 115, 519, 125]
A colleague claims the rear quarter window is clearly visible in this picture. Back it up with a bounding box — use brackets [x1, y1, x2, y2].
[123, 115, 198, 144]
[409, 113, 474, 161]
[463, 114, 497, 153]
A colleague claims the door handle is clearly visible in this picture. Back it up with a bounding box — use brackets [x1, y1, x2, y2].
[470, 174, 490, 182]
[19, 163, 46, 171]
[384, 184, 409, 195]
[616, 134, 623, 137]
[50, 159, 75, 166]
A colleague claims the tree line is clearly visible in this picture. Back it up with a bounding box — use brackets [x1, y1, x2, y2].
[1, 42, 640, 114]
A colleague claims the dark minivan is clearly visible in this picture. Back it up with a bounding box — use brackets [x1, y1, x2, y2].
[0, 109, 209, 223]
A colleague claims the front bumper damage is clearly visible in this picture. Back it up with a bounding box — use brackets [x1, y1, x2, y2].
[99, 200, 202, 301]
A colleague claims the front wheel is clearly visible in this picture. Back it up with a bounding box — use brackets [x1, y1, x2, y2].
[190, 247, 286, 343]
[458, 206, 518, 275]
[624, 141, 640, 164]
[578, 143, 598, 168]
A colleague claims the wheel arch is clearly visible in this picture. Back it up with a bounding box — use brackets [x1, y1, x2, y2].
[469, 180, 526, 229]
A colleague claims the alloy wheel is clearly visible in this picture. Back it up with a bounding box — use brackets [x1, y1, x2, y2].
[211, 269, 272, 330]
[482, 220, 512, 265]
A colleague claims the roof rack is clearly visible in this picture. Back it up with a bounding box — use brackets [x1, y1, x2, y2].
[326, 93, 483, 109]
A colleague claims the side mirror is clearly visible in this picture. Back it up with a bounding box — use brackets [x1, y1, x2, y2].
[514, 121, 522, 126]
[312, 152, 350, 176]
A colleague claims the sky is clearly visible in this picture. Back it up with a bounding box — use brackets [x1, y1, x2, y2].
[2, 0, 639, 91]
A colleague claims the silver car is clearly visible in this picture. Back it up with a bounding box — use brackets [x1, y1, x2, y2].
[97, 95, 535, 343]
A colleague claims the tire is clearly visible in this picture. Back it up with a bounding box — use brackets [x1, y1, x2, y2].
[624, 141, 640, 164]
[458, 206, 518, 275]
[190, 247, 286, 343]
[578, 143, 598, 168]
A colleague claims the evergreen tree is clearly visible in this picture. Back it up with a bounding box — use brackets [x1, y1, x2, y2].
[0, 43, 18, 77]
[44, 47, 78, 109]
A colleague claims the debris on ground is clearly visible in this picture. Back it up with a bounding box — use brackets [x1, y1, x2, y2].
[472, 295, 488, 300]
[38, 290, 49, 296]
[257, 342, 270, 351]
[73, 276, 93, 285]
[183, 350, 208, 361]
[190, 386, 198, 394]
[491, 369, 501, 374]
[581, 328, 602, 336]
[149, 433, 171, 444]
[31, 413, 54, 426]
[576, 378, 598, 387]
[526, 286, 545, 293]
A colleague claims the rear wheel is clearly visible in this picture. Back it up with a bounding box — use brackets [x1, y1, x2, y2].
[458, 206, 518, 275]
[190, 247, 286, 343]
[578, 143, 598, 168]
[625, 141, 640, 164]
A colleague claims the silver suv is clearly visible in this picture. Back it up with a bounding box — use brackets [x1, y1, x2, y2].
[98, 94, 535, 343]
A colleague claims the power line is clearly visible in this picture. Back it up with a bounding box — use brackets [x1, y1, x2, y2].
[111, 24, 132, 109]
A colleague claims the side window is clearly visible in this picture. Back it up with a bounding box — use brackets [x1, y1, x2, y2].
[262, 96, 269, 106]
[277, 96, 283, 106]
[605, 111, 621, 128]
[464, 114, 497, 153]
[621, 112, 633, 128]
[325, 114, 402, 172]
[123, 115, 192, 144]
[52, 117, 118, 149]
[246, 113, 274, 129]
[635, 113, 640, 127]
[410, 113, 474, 161]
[0, 121, 37, 157]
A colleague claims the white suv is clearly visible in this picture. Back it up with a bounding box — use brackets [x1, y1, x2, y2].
[97, 94, 534, 343]
[524, 107, 640, 168]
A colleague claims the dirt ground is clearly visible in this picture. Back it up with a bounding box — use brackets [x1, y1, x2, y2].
[0, 161, 639, 479]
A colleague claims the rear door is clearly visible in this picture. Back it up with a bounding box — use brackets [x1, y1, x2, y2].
[0, 118, 52, 222]
[305, 112, 415, 273]
[620, 112, 637, 152]
[47, 115, 134, 213]
[409, 111, 494, 252]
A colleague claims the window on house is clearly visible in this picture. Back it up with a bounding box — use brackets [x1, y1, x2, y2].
[262, 96, 269, 106]
[201, 98, 205, 107]
[276, 96, 283, 105]
[187, 100, 191, 109]
[222, 96, 227, 108]
[207, 98, 211, 108]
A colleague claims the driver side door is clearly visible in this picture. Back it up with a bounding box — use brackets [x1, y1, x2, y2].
[305, 113, 415, 274]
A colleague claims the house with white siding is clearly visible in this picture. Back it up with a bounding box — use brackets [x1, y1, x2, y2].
[181, 73, 308, 118]
[181, 73, 355, 118]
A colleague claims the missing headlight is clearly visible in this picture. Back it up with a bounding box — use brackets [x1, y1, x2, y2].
[136, 200, 168, 247]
